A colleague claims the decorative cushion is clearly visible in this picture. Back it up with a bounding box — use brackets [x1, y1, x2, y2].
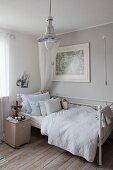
[62, 99, 68, 110]
[45, 98, 61, 115]
[101, 106, 113, 126]
[28, 92, 50, 116]
[20, 92, 41, 114]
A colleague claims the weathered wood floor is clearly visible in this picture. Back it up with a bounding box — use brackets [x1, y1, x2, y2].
[0, 128, 113, 170]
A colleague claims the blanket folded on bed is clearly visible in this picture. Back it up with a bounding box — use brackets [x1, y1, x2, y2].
[41, 106, 99, 162]
[101, 106, 113, 128]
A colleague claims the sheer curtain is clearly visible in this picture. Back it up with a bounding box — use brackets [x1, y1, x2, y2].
[0, 33, 9, 141]
[38, 42, 59, 91]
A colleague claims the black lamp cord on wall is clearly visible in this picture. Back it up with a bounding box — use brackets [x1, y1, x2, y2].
[102, 35, 107, 86]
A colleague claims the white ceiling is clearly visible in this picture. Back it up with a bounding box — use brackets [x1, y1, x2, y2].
[0, 0, 113, 36]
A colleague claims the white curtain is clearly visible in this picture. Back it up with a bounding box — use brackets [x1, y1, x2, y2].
[0, 33, 9, 141]
[0, 33, 9, 97]
[38, 42, 59, 91]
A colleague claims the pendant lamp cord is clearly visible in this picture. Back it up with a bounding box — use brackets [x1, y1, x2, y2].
[49, 0, 51, 16]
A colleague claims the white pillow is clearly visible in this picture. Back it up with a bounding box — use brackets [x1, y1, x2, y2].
[19, 92, 41, 114]
[45, 98, 61, 115]
[39, 98, 54, 116]
[28, 92, 50, 116]
[39, 101, 47, 116]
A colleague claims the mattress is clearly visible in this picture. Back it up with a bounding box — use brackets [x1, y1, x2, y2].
[31, 115, 44, 129]
[22, 113, 44, 129]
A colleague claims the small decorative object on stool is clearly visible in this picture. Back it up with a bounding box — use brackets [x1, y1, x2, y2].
[11, 100, 22, 118]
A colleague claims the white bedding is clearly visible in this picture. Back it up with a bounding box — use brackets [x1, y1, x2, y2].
[41, 106, 99, 162]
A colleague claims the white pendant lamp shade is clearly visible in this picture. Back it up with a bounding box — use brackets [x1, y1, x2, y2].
[38, 0, 61, 45]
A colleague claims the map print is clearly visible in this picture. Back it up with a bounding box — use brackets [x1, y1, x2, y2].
[56, 50, 84, 75]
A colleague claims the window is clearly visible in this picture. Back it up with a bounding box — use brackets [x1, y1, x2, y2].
[0, 33, 9, 97]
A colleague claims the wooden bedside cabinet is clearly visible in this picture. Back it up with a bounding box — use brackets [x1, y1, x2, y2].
[5, 117, 31, 148]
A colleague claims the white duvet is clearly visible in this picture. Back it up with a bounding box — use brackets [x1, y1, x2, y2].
[41, 106, 99, 162]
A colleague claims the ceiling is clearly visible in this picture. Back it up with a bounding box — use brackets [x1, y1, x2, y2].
[0, 0, 113, 36]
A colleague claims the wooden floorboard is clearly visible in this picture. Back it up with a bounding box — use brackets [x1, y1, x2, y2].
[0, 128, 113, 170]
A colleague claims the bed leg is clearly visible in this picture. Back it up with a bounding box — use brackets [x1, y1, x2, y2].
[98, 105, 102, 166]
[99, 143, 102, 165]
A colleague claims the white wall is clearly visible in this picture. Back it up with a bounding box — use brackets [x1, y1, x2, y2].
[8, 31, 40, 102]
[51, 23, 113, 103]
[2, 23, 113, 105]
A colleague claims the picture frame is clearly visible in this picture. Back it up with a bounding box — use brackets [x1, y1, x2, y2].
[21, 80, 29, 88]
[16, 72, 30, 88]
[52, 43, 90, 82]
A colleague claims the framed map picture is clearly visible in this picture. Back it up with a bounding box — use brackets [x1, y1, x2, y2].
[52, 43, 90, 82]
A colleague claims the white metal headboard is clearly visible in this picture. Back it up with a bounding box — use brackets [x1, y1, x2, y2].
[52, 94, 113, 110]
